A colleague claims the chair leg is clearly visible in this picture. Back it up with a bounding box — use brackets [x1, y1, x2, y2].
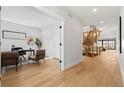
[6, 65, 7, 72]
[5, 65, 7, 69]
[1, 68, 2, 75]
[38, 61, 40, 66]
[21, 61, 23, 66]
[20, 57, 23, 66]
[22, 55, 26, 61]
[16, 64, 17, 72]
[44, 59, 46, 63]
[28, 59, 30, 64]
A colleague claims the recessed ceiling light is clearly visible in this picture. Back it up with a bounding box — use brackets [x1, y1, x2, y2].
[100, 20, 104, 24]
[92, 8, 97, 12]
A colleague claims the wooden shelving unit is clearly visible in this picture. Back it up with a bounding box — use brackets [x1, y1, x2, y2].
[82, 25, 102, 57]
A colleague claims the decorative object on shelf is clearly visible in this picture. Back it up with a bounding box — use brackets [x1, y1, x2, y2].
[82, 25, 102, 57]
[27, 36, 35, 45]
[35, 38, 42, 49]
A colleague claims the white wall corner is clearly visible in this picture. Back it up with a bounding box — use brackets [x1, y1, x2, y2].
[64, 59, 82, 70]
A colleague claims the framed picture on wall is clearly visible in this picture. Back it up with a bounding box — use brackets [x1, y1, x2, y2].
[27, 36, 35, 45]
[119, 16, 122, 54]
[2, 30, 26, 40]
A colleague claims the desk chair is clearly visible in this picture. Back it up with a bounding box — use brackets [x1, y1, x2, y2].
[28, 49, 45, 65]
[11, 47, 26, 65]
[1, 51, 19, 74]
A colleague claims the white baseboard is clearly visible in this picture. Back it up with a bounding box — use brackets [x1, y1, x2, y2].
[64, 59, 82, 70]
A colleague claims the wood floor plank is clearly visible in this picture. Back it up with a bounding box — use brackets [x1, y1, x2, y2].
[1, 50, 123, 87]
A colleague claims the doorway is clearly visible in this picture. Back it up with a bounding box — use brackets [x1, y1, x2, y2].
[53, 29, 60, 59]
[41, 22, 63, 70]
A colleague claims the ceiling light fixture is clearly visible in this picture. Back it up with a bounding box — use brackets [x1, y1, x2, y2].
[92, 8, 97, 12]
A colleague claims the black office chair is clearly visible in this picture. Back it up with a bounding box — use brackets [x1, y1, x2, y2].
[11, 47, 26, 65]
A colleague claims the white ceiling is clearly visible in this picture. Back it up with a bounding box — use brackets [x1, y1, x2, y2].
[1, 6, 121, 29]
[1, 6, 59, 29]
[66, 6, 121, 27]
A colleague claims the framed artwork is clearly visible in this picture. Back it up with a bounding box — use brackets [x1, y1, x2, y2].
[2, 30, 26, 40]
[27, 36, 35, 45]
[119, 16, 122, 54]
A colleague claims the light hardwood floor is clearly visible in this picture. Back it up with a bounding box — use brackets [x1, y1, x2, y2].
[1, 50, 123, 87]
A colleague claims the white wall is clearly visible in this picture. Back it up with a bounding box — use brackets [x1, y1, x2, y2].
[19, 6, 83, 70]
[41, 23, 60, 59]
[117, 6, 124, 83]
[99, 26, 117, 40]
[64, 14, 82, 69]
[1, 20, 41, 51]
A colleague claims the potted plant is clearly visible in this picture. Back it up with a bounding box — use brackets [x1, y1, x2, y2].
[35, 38, 42, 49]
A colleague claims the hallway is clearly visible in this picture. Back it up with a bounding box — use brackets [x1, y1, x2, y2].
[77, 50, 122, 86]
[1, 50, 122, 87]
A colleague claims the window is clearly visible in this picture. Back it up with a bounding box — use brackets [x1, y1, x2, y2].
[98, 39, 116, 50]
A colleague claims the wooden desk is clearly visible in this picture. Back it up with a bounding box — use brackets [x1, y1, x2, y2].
[25, 49, 35, 56]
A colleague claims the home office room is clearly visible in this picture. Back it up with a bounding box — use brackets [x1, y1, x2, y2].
[0, 6, 62, 86]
